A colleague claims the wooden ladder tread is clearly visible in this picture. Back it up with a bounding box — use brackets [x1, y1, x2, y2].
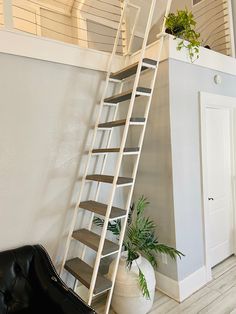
[98, 118, 145, 129]
[110, 58, 157, 80]
[65, 258, 112, 295]
[86, 174, 133, 186]
[104, 87, 151, 104]
[72, 229, 119, 256]
[79, 201, 126, 220]
[92, 147, 140, 154]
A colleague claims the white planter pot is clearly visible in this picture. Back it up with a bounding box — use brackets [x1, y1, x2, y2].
[107, 253, 156, 314]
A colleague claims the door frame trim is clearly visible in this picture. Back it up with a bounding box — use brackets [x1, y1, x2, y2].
[200, 92, 236, 282]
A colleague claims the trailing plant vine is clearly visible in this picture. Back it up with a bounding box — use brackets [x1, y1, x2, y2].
[165, 8, 201, 62]
[94, 196, 184, 299]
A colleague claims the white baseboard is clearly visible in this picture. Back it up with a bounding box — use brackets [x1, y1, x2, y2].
[155, 266, 208, 302]
[178, 266, 208, 302]
[155, 271, 180, 301]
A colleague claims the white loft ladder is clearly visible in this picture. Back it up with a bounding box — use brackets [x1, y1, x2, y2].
[60, 0, 172, 313]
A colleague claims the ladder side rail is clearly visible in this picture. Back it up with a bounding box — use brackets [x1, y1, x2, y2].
[92, 3, 141, 207]
[160, 0, 172, 34]
[104, 1, 173, 313]
[88, 0, 158, 308]
[80, 2, 132, 268]
[59, 0, 128, 276]
[80, 1, 139, 292]
[120, 0, 128, 55]
[124, 3, 141, 58]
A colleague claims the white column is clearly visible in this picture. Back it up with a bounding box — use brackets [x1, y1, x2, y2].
[228, 0, 236, 57]
[3, 0, 13, 30]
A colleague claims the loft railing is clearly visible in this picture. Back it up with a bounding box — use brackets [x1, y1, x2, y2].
[0, 0, 140, 56]
[0, 0, 235, 58]
[192, 0, 235, 57]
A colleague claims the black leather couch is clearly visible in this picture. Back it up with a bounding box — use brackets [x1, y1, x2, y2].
[0, 245, 96, 314]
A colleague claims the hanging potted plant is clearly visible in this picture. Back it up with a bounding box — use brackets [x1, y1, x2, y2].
[94, 196, 184, 314]
[165, 8, 201, 62]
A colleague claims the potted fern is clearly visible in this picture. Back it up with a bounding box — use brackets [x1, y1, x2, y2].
[165, 8, 201, 62]
[94, 196, 183, 314]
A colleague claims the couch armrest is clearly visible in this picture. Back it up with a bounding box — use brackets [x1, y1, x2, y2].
[32, 245, 96, 314]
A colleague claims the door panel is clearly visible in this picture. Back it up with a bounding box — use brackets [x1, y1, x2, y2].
[205, 107, 233, 267]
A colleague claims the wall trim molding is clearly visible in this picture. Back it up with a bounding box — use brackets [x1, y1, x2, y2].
[168, 36, 236, 76]
[155, 266, 208, 302]
[0, 29, 124, 72]
[133, 36, 236, 77]
[1, 30, 236, 76]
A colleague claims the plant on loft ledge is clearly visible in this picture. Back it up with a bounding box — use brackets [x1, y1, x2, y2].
[94, 196, 184, 314]
[165, 8, 201, 63]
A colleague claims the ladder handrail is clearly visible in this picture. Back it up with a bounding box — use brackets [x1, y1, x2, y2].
[59, 0, 128, 276]
[77, 0, 140, 295]
[124, 3, 141, 57]
[104, 1, 173, 313]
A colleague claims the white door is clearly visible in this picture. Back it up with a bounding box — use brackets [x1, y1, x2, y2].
[205, 107, 234, 268]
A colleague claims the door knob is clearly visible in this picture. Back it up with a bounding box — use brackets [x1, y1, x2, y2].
[208, 198, 214, 201]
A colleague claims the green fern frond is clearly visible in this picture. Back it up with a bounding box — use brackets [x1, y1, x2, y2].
[93, 217, 104, 228]
[142, 250, 158, 269]
[93, 217, 121, 237]
[128, 203, 135, 225]
[138, 267, 150, 300]
[155, 244, 185, 260]
[136, 196, 150, 218]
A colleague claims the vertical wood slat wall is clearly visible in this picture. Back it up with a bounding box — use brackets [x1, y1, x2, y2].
[192, 0, 235, 57]
[4, 0, 124, 54]
[0, 1, 3, 26]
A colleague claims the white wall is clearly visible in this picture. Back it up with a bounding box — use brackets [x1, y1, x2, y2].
[132, 60, 178, 280]
[129, 50, 236, 301]
[0, 52, 104, 264]
[169, 58, 236, 281]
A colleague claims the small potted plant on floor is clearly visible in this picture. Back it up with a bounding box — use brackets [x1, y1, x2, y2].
[94, 196, 184, 314]
[165, 8, 201, 62]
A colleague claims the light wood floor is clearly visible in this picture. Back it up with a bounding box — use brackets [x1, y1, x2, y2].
[94, 255, 236, 314]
